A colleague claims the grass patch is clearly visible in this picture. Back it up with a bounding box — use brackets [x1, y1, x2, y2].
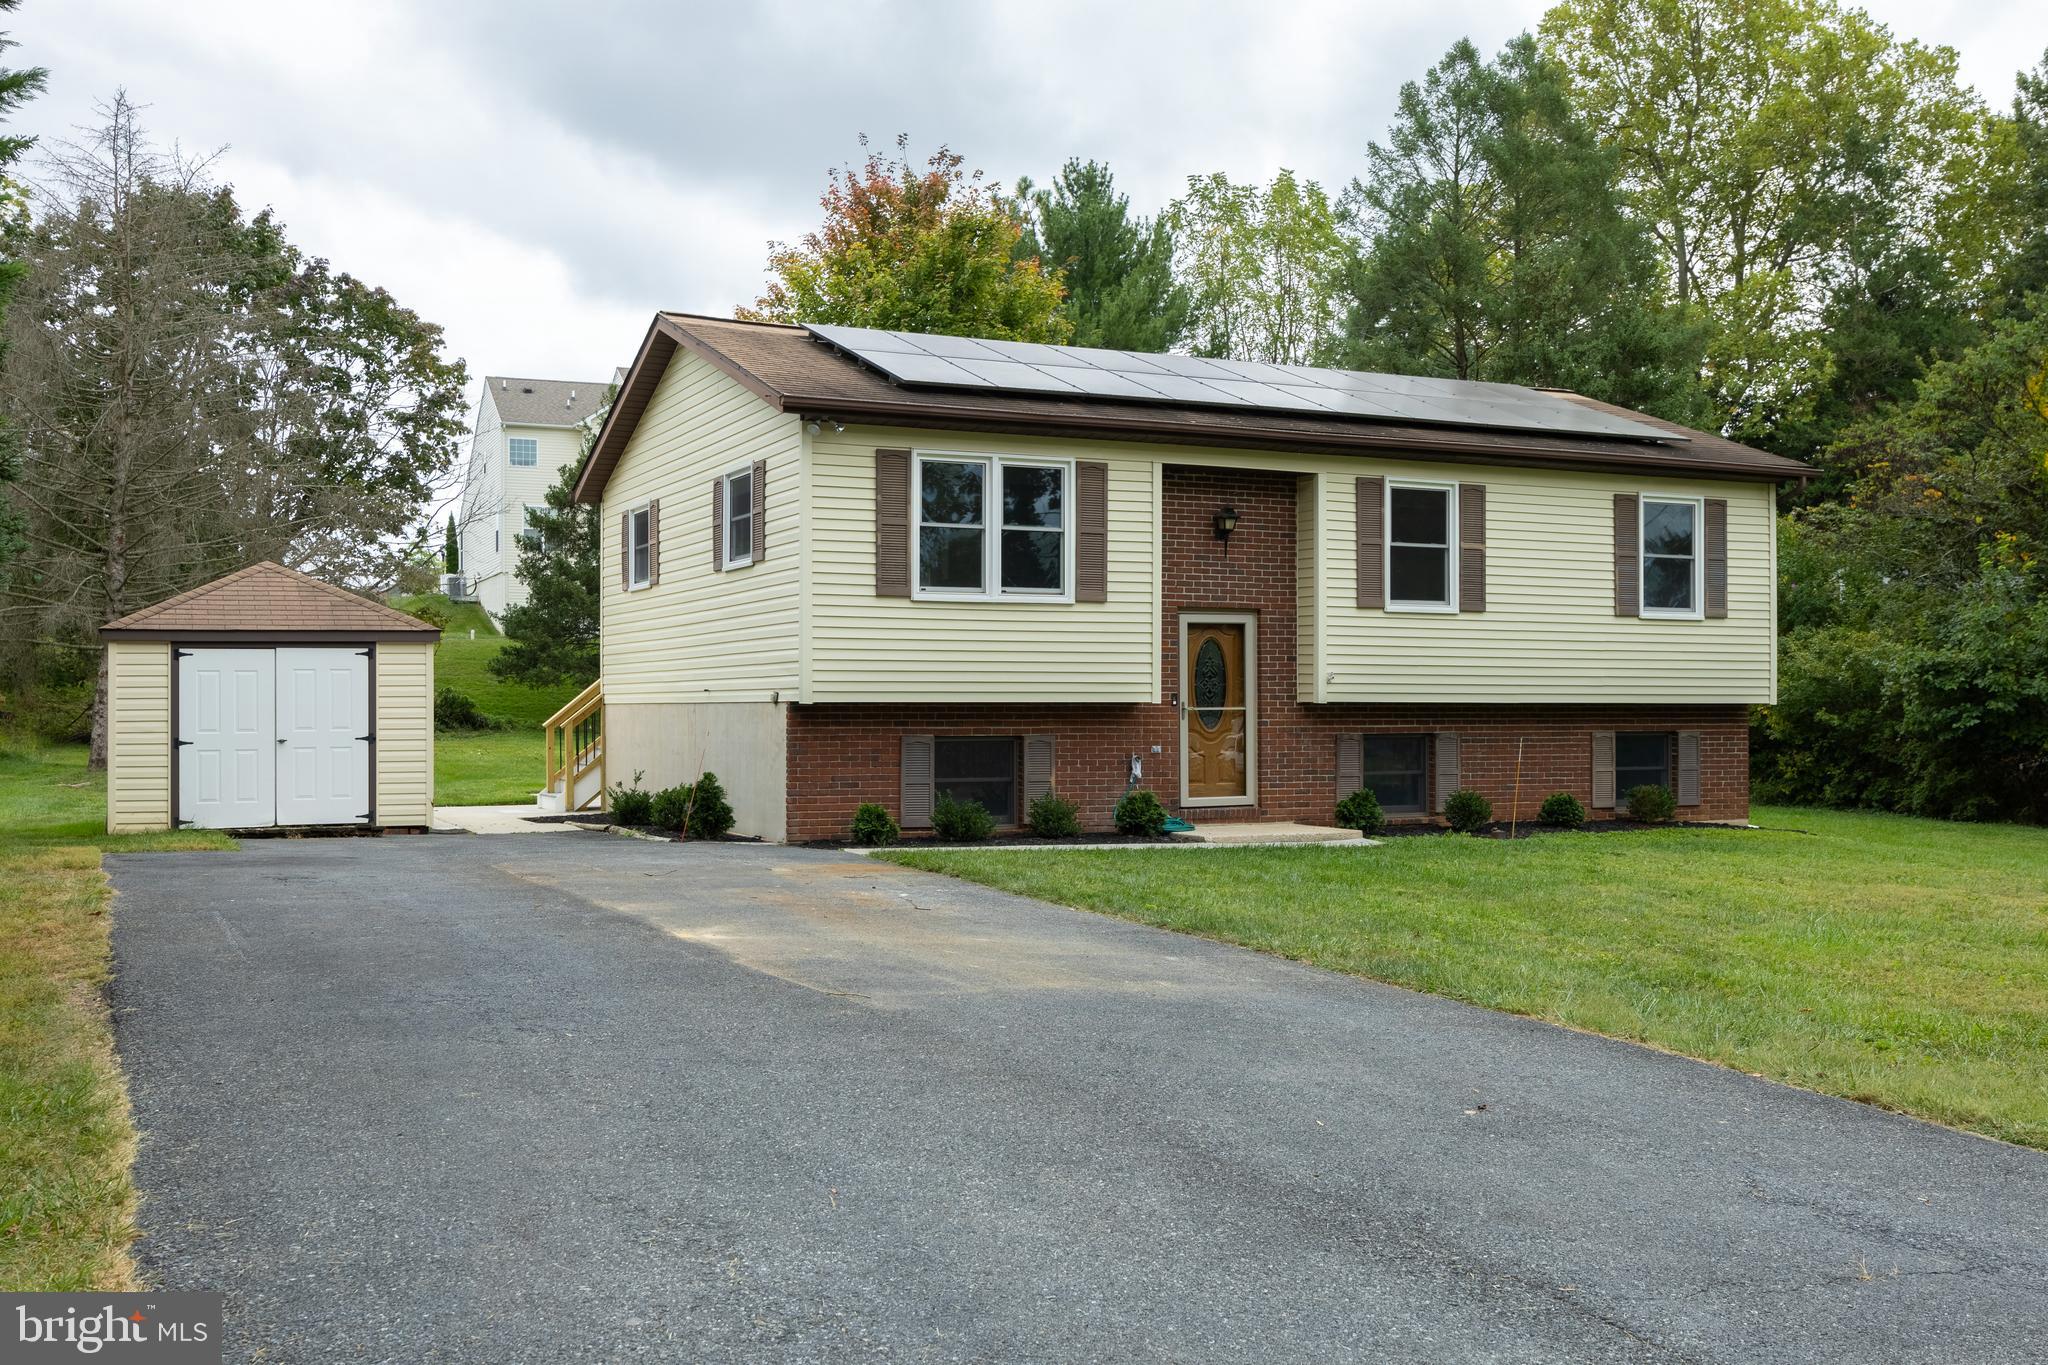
[397, 595, 585, 805]
[0, 742, 233, 1290]
[882, 805, 2048, 1148]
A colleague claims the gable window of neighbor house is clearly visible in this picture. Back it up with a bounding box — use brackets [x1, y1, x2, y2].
[1641, 496, 1702, 617]
[723, 466, 754, 568]
[916, 453, 1068, 599]
[935, 737, 1018, 825]
[509, 436, 538, 467]
[1363, 734, 1429, 814]
[1386, 481, 1456, 610]
[1616, 732, 1672, 794]
[628, 505, 652, 589]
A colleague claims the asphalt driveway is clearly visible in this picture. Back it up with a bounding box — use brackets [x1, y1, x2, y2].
[109, 835, 2047, 1363]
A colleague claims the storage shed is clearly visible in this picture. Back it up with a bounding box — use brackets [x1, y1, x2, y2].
[99, 561, 440, 833]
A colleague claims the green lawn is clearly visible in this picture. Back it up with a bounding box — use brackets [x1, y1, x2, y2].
[0, 742, 234, 1290]
[397, 596, 584, 805]
[882, 806, 2048, 1149]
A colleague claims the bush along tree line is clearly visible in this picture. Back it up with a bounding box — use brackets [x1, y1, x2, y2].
[749, 10, 2048, 824]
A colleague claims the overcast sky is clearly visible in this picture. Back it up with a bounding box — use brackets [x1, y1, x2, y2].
[16, 1, 2047, 409]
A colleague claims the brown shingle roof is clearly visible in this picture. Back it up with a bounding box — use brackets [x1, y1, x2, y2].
[574, 314, 1811, 503]
[100, 562, 441, 640]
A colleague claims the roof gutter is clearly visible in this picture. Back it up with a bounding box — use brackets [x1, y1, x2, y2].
[777, 395, 1811, 484]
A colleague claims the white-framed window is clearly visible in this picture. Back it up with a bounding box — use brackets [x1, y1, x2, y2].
[913, 451, 1071, 601]
[722, 466, 754, 569]
[517, 504, 548, 551]
[627, 504, 652, 590]
[1640, 495, 1703, 618]
[1386, 479, 1457, 611]
[509, 436, 538, 467]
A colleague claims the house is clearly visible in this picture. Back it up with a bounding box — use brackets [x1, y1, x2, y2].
[564, 313, 1806, 842]
[100, 561, 439, 833]
[457, 373, 615, 621]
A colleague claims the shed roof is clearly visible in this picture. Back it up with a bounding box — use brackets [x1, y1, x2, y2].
[485, 375, 613, 427]
[100, 562, 441, 641]
[573, 313, 1811, 503]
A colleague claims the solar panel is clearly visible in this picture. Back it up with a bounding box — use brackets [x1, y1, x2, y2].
[804, 324, 1687, 443]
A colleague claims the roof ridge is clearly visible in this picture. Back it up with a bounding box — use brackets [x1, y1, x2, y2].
[102, 561, 437, 635]
[660, 311, 807, 332]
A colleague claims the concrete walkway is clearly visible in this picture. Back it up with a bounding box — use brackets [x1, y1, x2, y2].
[108, 838, 2048, 1363]
[429, 802, 585, 834]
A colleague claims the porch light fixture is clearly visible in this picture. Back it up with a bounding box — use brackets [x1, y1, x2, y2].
[1212, 505, 1239, 552]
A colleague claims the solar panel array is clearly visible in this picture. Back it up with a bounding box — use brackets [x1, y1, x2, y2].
[805, 323, 1686, 444]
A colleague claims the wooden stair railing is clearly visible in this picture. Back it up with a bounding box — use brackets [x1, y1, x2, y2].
[544, 679, 605, 810]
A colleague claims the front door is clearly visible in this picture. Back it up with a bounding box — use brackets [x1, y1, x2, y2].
[178, 648, 277, 828]
[1182, 619, 1253, 804]
[275, 647, 370, 825]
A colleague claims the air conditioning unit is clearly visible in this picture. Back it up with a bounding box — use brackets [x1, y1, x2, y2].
[440, 573, 472, 601]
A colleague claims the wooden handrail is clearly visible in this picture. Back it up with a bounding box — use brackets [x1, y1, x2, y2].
[545, 678, 604, 808]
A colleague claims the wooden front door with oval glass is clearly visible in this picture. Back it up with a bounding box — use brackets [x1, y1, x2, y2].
[1182, 617, 1254, 804]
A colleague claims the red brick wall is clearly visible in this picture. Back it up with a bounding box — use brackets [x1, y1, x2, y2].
[783, 464, 1751, 840]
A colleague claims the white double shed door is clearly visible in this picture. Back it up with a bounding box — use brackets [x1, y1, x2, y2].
[177, 647, 371, 828]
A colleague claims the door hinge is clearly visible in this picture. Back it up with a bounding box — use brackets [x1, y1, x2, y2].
[174, 738, 192, 748]
[357, 813, 371, 822]
[173, 818, 193, 829]
[356, 648, 373, 657]
[357, 734, 375, 743]
[172, 649, 191, 659]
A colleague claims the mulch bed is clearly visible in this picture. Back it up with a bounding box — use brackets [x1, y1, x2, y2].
[802, 832, 1192, 851]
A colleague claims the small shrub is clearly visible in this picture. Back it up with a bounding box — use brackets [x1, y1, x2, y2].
[1443, 788, 1492, 834]
[607, 770, 653, 825]
[850, 803, 899, 847]
[1626, 783, 1677, 823]
[1027, 791, 1082, 838]
[686, 771, 736, 839]
[1538, 791, 1587, 829]
[1114, 787, 1168, 837]
[932, 794, 996, 842]
[1334, 788, 1387, 836]
[406, 599, 452, 630]
[433, 686, 500, 732]
[649, 783, 694, 831]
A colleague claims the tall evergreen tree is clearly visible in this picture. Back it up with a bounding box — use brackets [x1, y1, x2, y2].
[1016, 160, 1188, 352]
[0, 0, 44, 569]
[1338, 35, 1706, 420]
[443, 512, 459, 573]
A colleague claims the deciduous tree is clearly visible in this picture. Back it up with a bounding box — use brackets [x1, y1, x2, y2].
[741, 135, 1067, 342]
[1169, 169, 1345, 364]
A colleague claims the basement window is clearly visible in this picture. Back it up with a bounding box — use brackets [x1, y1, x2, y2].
[1364, 734, 1429, 814]
[1616, 732, 1672, 794]
[934, 736, 1018, 825]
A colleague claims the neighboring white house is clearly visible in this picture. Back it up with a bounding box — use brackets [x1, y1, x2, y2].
[457, 374, 616, 621]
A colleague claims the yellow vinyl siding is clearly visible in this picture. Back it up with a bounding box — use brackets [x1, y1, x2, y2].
[805, 426, 1160, 702]
[1296, 473, 1321, 700]
[106, 640, 171, 833]
[1317, 459, 1776, 702]
[600, 350, 803, 704]
[374, 642, 434, 826]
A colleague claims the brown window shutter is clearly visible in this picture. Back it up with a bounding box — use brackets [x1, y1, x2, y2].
[875, 449, 911, 597]
[648, 499, 661, 586]
[619, 512, 629, 591]
[1704, 498, 1728, 618]
[1433, 732, 1460, 813]
[1591, 731, 1616, 808]
[710, 477, 725, 572]
[1075, 461, 1109, 602]
[1335, 733, 1363, 795]
[1613, 493, 1639, 617]
[1458, 483, 1486, 613]
[1355, 476, 1384, 609]
[900, 734, 934, 829]
[1022, 735, 1056, 806]
[752, 459, 768, 560]
[1676, 731, 1701, 806]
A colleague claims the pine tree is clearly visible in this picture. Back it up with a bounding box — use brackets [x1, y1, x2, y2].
[0, 0, 45, 569]
[1017, 160, 1188, 352]
[443, 512, 459, 573]
[1339, 35, 1707, 422]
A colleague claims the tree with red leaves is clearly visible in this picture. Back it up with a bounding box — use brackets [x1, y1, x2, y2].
[742, 135, 1068, 342]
